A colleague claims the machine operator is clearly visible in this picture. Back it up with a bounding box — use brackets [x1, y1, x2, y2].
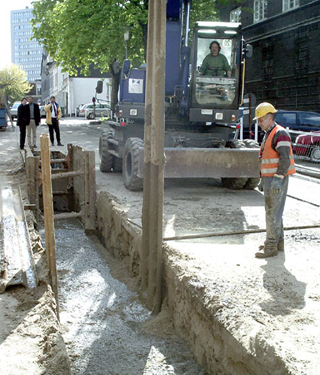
[199, 40, 231, 77]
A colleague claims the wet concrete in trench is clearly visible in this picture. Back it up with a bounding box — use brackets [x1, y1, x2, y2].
[40, 219, 206, 375]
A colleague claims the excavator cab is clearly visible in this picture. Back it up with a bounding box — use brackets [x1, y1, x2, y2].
[189, 22, 243, 124]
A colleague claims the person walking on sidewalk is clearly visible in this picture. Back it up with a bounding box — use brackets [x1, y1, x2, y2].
[17, 97, 29, 150]
[45, 95, 63, 146]
[26, 96, 41, 148]
[254, 102, 296, 259]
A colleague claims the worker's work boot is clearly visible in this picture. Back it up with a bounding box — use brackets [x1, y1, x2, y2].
[256, 240, 278, 258]
[258, 238, 284, 252]
[255, 248, 278, 258]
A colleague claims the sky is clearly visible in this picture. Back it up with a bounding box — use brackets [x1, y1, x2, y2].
[0, 0, 33, 69]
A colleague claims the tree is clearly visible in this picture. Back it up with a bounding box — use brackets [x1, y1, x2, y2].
[31, 0, 221, 75]
[0, 65, 33, 107]
[31, 0, 148, 75]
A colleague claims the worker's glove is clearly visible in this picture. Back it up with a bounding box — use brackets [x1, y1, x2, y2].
[269, 174, 284, 194]
[258, 178, 264, 192]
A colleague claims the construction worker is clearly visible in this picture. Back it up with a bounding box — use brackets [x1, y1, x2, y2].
[254, 102, 296, 258]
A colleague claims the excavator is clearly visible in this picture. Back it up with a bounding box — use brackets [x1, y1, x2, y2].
[99, 0, 260, 190]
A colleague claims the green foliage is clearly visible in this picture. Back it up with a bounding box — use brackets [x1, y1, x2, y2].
[0, 65, 33, 105]
[30, 0, 225, 75]
[31, 0, 149, 75]
[190, 1, 218, 25]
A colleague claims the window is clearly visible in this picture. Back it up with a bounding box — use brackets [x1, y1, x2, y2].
[295, 38, 309, 76]
[230, 7, 241, 23]
[299, 113, 320, 127]
[254, 0, 267, 23]
[275, 112, 297, 128]
[283, 0, 299, 12]
[196, 35, 237, 107]
[262, 43, 274, 78]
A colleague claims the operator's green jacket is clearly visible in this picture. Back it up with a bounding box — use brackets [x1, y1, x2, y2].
[44, 102, 62, 125]
[200, 53, 231, 76]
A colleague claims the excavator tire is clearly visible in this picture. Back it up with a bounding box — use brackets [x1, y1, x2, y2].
[221, 140, 248, 189]
[123, 137, 144, 191]
[242, 139, 260, 190]
[99, 129, 115, 172]
[113, 157, 123, 172]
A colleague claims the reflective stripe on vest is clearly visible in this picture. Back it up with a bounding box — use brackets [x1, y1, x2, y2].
[260, 125, 296, 177]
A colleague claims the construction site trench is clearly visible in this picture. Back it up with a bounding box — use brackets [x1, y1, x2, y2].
[1, 118, 320, 375]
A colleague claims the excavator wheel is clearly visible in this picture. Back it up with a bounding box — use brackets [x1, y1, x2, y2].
[99, 129, 115, 172]
[123, 137, 144, 191]
[113, 157, 123, 173]
[221, 140, 248, 189]
[242, 139, 260, 190]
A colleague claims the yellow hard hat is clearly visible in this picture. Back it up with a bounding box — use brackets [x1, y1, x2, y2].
[253, 102, 277, 120]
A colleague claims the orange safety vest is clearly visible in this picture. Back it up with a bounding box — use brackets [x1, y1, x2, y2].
[260, 125, 296, 177]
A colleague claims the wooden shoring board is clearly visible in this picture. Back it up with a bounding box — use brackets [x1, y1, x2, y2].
[0, 186, 37, 293]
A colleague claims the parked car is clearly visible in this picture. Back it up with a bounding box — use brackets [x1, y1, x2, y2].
[9, 101, 21, 119]
[76, 104, 85, 117]
[275, 110, 320, 141]
[84, 103, 111, 119]
[294, 131, 320, 162]
[0, 108, 7, 131]
[239, 110, 320, 144]
[78, 103, 90, 117]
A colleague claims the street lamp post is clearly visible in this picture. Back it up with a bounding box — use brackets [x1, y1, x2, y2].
[124, 31, 129, 59]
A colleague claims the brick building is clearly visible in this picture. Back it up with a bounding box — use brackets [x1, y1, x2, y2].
[217, 0, 320, 112]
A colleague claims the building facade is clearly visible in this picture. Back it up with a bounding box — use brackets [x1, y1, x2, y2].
[218, 0, 320, 112]
[10, 7, 43, 82]
[41, 52, 112, 116]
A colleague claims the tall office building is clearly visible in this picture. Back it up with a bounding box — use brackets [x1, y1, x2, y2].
[10, 7, 42, 81]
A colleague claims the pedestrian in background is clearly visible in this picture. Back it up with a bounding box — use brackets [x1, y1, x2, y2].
[45, 95, 63, 146]
[27, 96, 41, 148]
[17, 97, 29, 150]
[254, 102, 296, 258]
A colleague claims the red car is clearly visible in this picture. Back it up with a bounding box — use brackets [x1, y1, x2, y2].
[294, 131, 320, 162]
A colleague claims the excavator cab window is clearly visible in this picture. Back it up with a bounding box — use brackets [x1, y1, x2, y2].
[194, 32, 238, 107]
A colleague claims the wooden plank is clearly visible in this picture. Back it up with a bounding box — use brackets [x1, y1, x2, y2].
[54, 211, 82, 220]
[84, 151, 96, 232]
[141, 0, 166, 314]
[40, 134, 60, 320]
